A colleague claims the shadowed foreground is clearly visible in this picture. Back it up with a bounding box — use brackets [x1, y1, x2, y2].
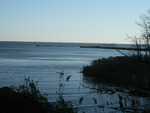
[0, 78, 77, 113]
[0, 87, 45, 113]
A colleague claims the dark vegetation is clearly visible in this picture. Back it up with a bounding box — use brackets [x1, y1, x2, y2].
[81, 10, 150, 113]
[82, 56, 150, 89]
[0, 77, 77, 113]
[0, 87, 44, 113]
[82, 10, 150, 90]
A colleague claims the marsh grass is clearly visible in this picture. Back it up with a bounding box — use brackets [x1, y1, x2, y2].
[82, 56, 150, 90]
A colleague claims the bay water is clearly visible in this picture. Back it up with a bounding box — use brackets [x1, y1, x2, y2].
[0, 41, 123, 112]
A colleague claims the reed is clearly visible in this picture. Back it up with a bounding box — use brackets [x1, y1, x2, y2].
[82, 56, 150, 90]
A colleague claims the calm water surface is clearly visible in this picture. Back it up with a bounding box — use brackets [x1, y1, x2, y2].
[0, 41, 123, 112]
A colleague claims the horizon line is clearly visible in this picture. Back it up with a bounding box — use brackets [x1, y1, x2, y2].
[0, 40, 131, 45]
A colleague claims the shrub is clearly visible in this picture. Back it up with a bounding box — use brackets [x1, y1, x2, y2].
[10, 77, 78, 113]
[82, 56, 150, 89]
[10, 78, 51, 112]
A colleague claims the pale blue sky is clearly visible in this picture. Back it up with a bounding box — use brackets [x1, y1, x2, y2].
[0, 0, 150, 43]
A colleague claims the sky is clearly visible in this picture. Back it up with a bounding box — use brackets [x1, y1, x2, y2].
[0, 0, 150, 44]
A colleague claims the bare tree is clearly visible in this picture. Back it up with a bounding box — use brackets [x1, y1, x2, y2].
[136, 10, 150, 57]
[128, 10, 150, 60]
[127, 35, 142, 58]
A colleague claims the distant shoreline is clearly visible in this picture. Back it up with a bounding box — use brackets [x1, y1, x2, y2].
[80, 45, 148, 51]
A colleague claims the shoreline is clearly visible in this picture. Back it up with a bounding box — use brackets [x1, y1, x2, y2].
[80, 46, 149, 51]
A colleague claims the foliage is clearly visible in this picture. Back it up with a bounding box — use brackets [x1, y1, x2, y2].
[81, 10, 150, 113]
[10, 78, 48, 102]
[82, 56, 150, 89]
[51, 97, 77, 113]
[53, 72, 78, 113]
[10, 77, 77, 113]
[82, 10, 150, 88]
[10, 77, 51, 112]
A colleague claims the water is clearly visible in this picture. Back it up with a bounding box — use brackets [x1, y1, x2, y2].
[0, 41, 124, 112]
